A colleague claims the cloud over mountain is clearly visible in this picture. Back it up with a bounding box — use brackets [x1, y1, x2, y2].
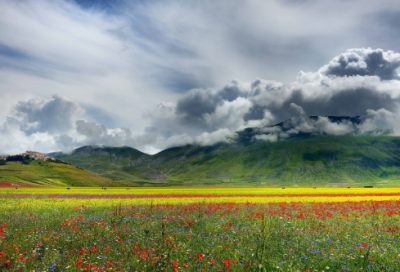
[143, 48, 400, 146]
[2, 48, 400, 154]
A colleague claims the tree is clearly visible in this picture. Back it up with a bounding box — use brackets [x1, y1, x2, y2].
[22, 159, 30, 165]
[6, 155, 24, 162]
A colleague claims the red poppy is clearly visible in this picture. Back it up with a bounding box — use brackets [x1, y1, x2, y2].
[76, 260, 83, 268]
[224, 260, 231, 267]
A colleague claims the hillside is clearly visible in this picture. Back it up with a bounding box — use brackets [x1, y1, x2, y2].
[147, 135, 400, 186]
[54, 135, 400, 187]
[49, 146, 170, 186]
[0, 160, 131, 187]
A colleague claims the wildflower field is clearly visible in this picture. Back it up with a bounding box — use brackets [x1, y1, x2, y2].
[1, 187, 400, 271]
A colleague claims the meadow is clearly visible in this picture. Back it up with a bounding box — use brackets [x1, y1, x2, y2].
[1, 187, 400, 271]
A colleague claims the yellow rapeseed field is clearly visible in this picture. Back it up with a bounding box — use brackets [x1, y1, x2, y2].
[1, 187, 400, 209]
[1, 186, 400, 195]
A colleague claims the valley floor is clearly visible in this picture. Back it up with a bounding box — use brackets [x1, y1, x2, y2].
[1, 187, 400, 271]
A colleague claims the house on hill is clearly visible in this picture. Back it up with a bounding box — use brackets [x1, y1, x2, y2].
[0, 151, 56, 162]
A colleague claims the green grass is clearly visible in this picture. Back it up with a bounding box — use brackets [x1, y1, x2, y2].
[0, 160, 133, 187]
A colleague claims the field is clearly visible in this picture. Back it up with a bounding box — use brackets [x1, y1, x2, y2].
[1, 187, 400, 271]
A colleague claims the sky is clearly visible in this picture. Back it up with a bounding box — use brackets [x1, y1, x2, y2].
[2, 0, 400, 155]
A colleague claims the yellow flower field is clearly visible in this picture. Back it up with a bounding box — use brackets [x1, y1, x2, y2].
[1, 187, 400, 209]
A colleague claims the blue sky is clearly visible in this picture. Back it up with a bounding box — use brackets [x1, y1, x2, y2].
[1, 0, 400, 154]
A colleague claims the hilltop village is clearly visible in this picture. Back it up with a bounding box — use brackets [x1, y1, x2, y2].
[0, 151, 55, 162]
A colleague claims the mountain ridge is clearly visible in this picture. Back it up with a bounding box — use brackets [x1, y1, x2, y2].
[45, 115, 400, 186]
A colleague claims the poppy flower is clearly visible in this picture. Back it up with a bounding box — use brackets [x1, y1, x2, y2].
[76, 260, 83, 268]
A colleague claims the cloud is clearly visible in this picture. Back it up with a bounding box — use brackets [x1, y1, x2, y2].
[76, 120, 108, 138]
[14, 94, 83, 134]
[3, 0, 400, 133]
[358, 108, 399, 134]
[203, 97, 253, 131]
[314, 117, 355, 135]
[320, 48, 400, 80]
[73, 120, 159, 151]
[195, 129, 235, 146]
[254, 134, 278, 142]
[3, 48, 400, 154]
[143, 48, 400, 147]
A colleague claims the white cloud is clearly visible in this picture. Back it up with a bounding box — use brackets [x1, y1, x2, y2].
[203, 97, 253, 131]
[195, 129, 234, 146]
[315, 117, 355, 135]
[254, 134, 278, 142]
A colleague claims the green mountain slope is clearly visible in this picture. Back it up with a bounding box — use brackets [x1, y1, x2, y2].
[147, 135, 400, 186]
[52, 146, 169, 185]
[55, 135, 400, 186]
[0, 160, 128, 187]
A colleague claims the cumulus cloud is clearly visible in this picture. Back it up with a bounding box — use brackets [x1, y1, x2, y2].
[320, 48, 400, 80]
[143, 48, 400, 146]
[3, 48, 400, 155]
[0, 96, 159, 154]
[14, 94, 83, 134]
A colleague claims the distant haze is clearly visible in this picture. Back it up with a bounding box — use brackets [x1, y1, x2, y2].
[2, 0, 400, 154]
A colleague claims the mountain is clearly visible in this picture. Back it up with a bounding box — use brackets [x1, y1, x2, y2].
[146, 135, 400, 186]
[52, 116, 400, 186]
[51, 146, 170, 186]
[0, 159, 131, 187]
